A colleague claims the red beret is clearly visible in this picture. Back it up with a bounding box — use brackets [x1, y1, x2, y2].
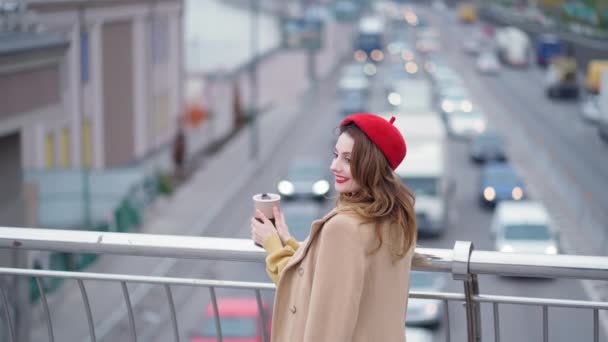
[340, 113, 407, 170]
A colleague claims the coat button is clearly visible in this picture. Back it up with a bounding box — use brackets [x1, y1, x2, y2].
[290, 305, 297, 314]
[298, 266, 304, 275]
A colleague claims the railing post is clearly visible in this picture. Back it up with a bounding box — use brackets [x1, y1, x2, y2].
[452, 241, 481, 342]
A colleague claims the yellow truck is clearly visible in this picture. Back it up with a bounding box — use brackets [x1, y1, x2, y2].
[585, 60, 608, 94]
[458, 3, 477, 23]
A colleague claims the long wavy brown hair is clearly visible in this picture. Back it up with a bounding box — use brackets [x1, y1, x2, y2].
[336, 122, 417, 263]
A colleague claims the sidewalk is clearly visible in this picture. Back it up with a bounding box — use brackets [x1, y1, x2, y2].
[29, 20, 354, 342]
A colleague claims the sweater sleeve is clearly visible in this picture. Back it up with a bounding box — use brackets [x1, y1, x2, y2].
[303, 216, 366, 341]
[263, 235, 300, 284]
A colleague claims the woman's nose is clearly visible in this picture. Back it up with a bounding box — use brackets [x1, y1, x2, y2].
[330, 158, 339, 172]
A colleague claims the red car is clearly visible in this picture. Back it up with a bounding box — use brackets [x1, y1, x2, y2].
[190, 297, 272, 342]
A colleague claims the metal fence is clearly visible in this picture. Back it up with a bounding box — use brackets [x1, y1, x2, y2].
[0, 227, 607, 342]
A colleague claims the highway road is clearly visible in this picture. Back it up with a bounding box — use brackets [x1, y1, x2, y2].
[140, 7, 607, 340]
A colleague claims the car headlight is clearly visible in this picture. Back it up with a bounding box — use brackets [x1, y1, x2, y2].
[512, 187, 523, 200]
[545, 245, 558, 255]
[460, 100, 473, 112]
[313, 180, 330, 196]
[388, 92, 402, 106]
[402, 50, 414, 61]
[501, 245, 514, 253]
[441, 100, 454, 113]
[483, 187, 496, 201]
[278, 181, 295, 196]
[474, 121, 486, 133]
[405, 61, 418, 74]
[370, 49, 384, 62]
[354, 50, 367, 62]
[424, 302, 439, 316]
[363, 63, 377, 76]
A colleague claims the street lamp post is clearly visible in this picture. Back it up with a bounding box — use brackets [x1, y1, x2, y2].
[249, 0, 260, 160]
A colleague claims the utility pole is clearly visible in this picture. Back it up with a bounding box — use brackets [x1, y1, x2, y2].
[249, 0, 260, 160]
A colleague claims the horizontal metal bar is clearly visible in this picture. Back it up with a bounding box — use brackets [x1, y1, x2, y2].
[0, 267, 275, 291]
[470, 251, 608, 280]
[1, 227, 608, 280]
[474, 294, 608, 310]
[408, 291, 466, 301]
[0, 227, 269, 263]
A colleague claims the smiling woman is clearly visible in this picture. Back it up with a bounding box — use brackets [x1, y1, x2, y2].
[251, 113, 420, 342]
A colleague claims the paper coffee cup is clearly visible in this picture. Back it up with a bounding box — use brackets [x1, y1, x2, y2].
[252, 193, 281, 219]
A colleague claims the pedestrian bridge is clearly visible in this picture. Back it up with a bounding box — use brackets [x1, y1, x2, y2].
[0, 227, 607, 342]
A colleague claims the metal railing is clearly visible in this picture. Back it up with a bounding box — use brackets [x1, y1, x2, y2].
[0, 227, 607, 342]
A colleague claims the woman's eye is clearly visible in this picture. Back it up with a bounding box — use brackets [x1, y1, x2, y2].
[333, 152, 338, 159]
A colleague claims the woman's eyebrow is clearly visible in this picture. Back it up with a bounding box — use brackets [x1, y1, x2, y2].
[334, 149, 351, 156]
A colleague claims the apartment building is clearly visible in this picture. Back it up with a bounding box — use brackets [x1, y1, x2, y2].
[22, 0, 184, 170]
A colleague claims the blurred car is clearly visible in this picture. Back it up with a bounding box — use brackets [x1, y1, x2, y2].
[340, 90, 368, 116]
[405, 327, 435, 342]
[191, 297, 271, 342]
[340, 63, 366, 80]
[462, 39, 480, 55]
[406, 271, 446, 329]
[491, 201, 559, 255]
[469, 132, 507, 163]
[446, 109, 487, 138]
[338, 76, 370, 96]
[457, 3, 477, 23]
[278, 158, 331, 200]
[479, 162, 525, 207]
[476, 51, 501, 75]
[386, 40, 413, 63]
[580, 95, 601, 123]
[281, 202, 323, 241]
[438, 86, 473, 118]
[416, 38, 440, 54]
[333, 0, 358, 21]
[430, 66, 462, 91]
[535, 33, 563, 67]
[545, 56, 579, 99]
[383, 63, 420, 95]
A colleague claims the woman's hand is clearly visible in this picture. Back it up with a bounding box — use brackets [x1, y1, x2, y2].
[251, 209, 279, 247]
[273, 206, 292, 243]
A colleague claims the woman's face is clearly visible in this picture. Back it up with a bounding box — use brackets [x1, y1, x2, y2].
[331, 133, 361, 194]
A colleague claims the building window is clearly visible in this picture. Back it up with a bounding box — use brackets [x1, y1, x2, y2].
[81, 31, 90, 83]
[45, 132, 55, 169]
[60, 127, 71, 168]
[82, 118, 92, 168]
[149, 16, 168, 64]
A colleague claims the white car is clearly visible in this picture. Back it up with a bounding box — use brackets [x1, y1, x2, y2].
[405, 327, 435, 342]
[463, 39, 480, 55]
[491, 201, 560, 255]
[446, 109, 487, 138]
[407, 271, 446, 328]
[476, 51, 501, 74]
[580, 95, 601, 123]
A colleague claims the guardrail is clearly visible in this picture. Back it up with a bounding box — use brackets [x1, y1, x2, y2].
[0, 227, 607, 342]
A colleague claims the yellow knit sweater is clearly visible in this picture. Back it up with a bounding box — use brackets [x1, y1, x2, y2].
[263, 234, 300, 284]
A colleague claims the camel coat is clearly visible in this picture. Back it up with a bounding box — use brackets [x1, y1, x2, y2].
[262, 208, 416, 342]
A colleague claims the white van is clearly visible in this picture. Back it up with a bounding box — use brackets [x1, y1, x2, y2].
[495, 27, 531, 67]
[491, 201, 559, 255]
